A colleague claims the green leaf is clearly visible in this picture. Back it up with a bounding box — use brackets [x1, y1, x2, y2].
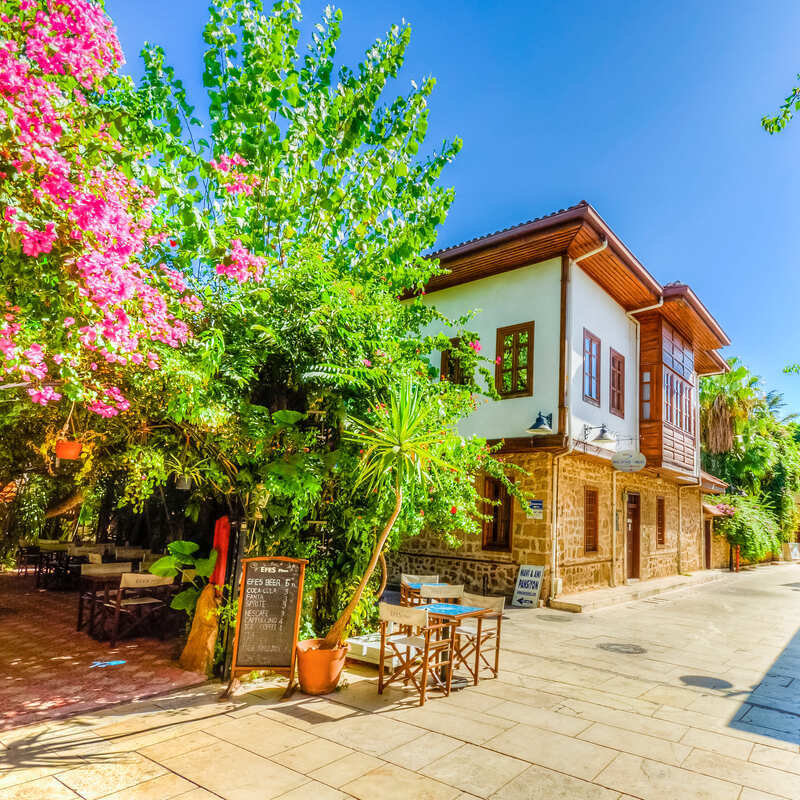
[149, 555, 180, 577]
[167, 540, 200, 557]
[194, 549, 218, 578]
[170, 587, 201, 613]
[272, 410, 307, 426]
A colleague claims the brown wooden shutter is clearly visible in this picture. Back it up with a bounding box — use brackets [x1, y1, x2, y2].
[656, 497, 665, 546]
[610, 349, 625, 418]
[584, 488, 599, 552]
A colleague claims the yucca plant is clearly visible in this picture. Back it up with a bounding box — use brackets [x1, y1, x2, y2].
[320, 378, 459, 649]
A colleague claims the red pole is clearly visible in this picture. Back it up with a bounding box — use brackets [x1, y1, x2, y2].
[735, 545, 740, 572]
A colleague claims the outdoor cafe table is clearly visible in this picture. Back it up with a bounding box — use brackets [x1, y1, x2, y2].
[421, 602, 491, 688]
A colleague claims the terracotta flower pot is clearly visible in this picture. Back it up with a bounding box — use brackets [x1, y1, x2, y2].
[55, 440, 83, 460]
[296, 638, 347, 695]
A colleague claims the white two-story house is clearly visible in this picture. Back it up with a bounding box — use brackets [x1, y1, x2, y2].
[393, 202, 730, 602]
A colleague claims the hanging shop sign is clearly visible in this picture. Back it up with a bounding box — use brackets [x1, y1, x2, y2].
[611, 450, 647, 473]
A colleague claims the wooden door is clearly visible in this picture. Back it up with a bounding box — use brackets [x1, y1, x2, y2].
[704, 519, 712, 569]
[626, 494, 641, 579]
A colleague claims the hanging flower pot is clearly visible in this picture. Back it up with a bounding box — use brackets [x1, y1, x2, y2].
[55, 439, 83, 460]
[176, 474, 192, 491]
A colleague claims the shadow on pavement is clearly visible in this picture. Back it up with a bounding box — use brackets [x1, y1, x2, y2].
[726, 626, 800, 745]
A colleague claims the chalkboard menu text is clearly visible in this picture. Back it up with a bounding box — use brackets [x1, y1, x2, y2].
[228, 557, 307, 686]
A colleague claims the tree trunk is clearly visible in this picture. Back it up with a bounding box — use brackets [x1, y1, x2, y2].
[44, 490, 84, 519]
[179, 583, 221, 675]
[320, 484, 402, 649]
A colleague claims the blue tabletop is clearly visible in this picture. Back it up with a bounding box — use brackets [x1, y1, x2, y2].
[406, 582, 448, 590]
[422, 602, 485, 616]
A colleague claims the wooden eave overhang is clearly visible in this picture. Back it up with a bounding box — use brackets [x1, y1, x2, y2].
[424, 202, 661, 310]
[633, 282, 730, 376]
[701, 470, 728, 495]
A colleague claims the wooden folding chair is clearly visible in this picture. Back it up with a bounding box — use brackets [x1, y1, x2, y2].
[16, 545, 39, 576]
[99, 572, 175, 647]
[77, 562, 133, 635]
[400, 573, 439, 606]
[452, 591, 505, 685]
[377, 602, 457, 706]
[419, 584, 464, 604]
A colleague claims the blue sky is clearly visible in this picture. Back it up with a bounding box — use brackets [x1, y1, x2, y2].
[108, 0, 800, 411]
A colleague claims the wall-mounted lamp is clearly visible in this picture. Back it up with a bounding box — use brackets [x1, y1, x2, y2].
[526, 411, 553, 435]
[583, 423, 616, 447]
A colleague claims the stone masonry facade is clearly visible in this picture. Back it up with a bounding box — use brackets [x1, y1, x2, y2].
[390, 450, 712, 602]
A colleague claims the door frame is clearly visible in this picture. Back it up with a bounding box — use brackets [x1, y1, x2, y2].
[704, 518, 712, 569]
[625, 492, 641, 580]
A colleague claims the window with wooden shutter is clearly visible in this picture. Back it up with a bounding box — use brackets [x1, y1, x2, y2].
[582, 329, 601, 406]
[610, 349, 625, 418]
[440, 338, 466, 385]
[483, 475, 513, 551]
[656, 497, 666, 546]
[495, 322, 534, 398]
[584, 488, 599, 553]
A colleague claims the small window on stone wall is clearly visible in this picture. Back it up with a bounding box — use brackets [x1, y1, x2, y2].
[656, 497, 665, 546]
[584, 488, 599, 553]
[483, 475, 513, 552]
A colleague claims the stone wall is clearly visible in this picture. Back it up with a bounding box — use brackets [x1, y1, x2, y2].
[388, 452, 552, 600]
[390, 449, 710, 602]
[554, 454, 705, 593]
[709, 521, 731, 569]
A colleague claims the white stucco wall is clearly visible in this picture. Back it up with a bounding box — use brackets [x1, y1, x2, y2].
[422, 258, 562, 440]
[568, 265, 638, 450]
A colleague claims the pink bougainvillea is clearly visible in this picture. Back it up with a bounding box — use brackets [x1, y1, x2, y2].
[209, 153, 258, 197]
[0, 0, 200, 416]
[214, 239, 267, 284]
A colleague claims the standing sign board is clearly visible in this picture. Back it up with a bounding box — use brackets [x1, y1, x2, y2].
[512, 565, 544, 608]
[228, 557, 307, 690]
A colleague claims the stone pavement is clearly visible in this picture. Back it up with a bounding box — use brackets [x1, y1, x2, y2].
[0, 574, 204, 731]
[2, 564, 800, 799]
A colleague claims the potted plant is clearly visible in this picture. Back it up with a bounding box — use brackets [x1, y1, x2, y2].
[54, 403, 84, 460]
[296, 378, 461, 695]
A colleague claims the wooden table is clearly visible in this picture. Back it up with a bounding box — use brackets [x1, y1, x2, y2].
[421, 602, 490, 688]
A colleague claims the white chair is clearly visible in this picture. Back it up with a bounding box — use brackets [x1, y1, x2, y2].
[400, 573, 440, 606]
[452, 591, 505, 685]
[419, 584, 464, 602]
[377, 602, 456, 706]
[115, 547, 150, 561]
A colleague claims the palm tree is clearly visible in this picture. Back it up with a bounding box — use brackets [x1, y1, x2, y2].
[700, 359, 762, 454]
[320, 378, 457, 649]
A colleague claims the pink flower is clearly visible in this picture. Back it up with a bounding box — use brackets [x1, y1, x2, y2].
[468, 340, 482, 352]
[27, 386, 61, 405]
[362, 359, 372, 367]
[63, 317, 75, 327]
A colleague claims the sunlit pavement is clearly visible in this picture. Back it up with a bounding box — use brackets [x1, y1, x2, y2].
[2, 564, 800, 799]
[0, 574, 204, 731]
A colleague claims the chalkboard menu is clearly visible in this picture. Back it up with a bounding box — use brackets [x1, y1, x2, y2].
[230, 557, 307, 677]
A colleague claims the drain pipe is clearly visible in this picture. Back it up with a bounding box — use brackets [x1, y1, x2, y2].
[611, 469, 618, 586]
